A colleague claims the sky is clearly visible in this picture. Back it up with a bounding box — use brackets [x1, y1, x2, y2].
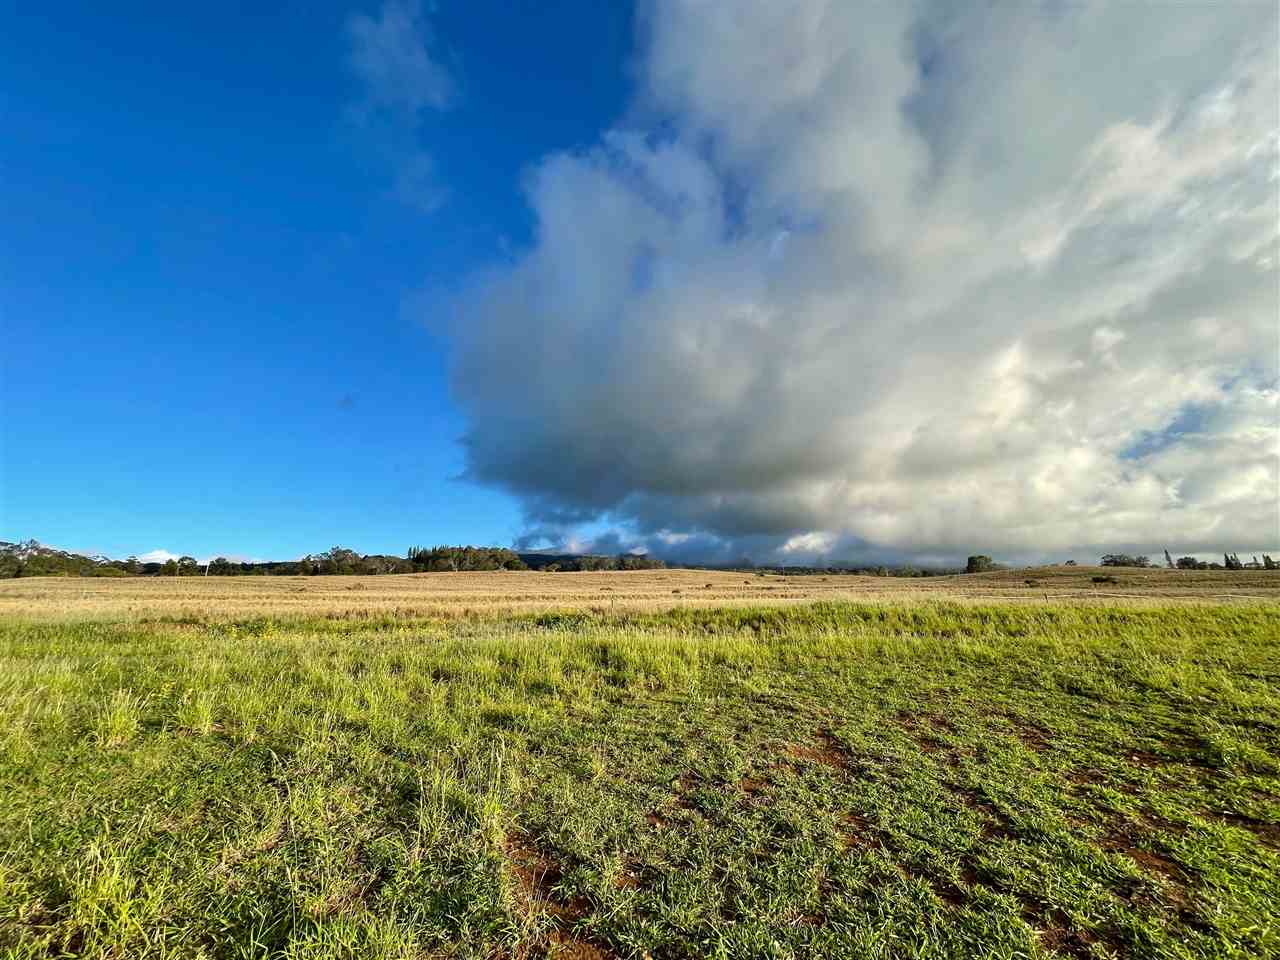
[2, 1, 1278, 567]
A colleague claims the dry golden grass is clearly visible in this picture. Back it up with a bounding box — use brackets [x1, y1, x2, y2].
[1, 565, 1275, 621]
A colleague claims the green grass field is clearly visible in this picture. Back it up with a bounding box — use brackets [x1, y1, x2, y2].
[2, 600, 1278, 959]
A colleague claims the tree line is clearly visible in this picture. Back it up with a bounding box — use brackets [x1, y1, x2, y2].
[1100, 551, 1276, 570]
[3, 538, 1274, 579]
[184, 546, 666, 576]
[0, 540, 665, 578]
[962, 552, 1278, 573]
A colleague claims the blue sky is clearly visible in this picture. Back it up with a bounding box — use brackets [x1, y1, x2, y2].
[3, 2, 1276, 565]
[2, 2, 634, 561]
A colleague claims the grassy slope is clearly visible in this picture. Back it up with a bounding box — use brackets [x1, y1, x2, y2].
[1, 602, 1278, 959]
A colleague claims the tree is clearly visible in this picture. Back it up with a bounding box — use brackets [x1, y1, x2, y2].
[1101, 554, 1149, 567]
[965, 555, 994, 573]
[408, 545, 527, 573]
[1176, 556, 1201, 570]
[161, 559, 178, 576]
[614, 552, 663, 571]
[177, 556, 198, 576]
[317, 547, 360, 575]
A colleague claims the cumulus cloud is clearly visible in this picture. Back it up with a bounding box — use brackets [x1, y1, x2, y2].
[345, 0, 453, 211]
[438, 0, 1279, 564]
[136, 549, 180, 564]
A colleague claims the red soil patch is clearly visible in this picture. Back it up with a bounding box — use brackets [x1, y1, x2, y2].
[504, 834, 623, 960]
[950, 786, 1015, 840]
[548, 930, 618, 960]
[1037, 923, 1100, 960]
[504, 834, 588, 923]
[738, 775, 768, 795]
[839, 812, 885, 851]
[1206, 810, 1280, 848]
[786, 728, 850, 769]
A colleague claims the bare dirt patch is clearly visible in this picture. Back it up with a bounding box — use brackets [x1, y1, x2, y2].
[506, 833, 579, 919]
[896, 710, 957, 756]
[788, 911, 825, 927]
[1036, 920, 1100, 960]
[911, 855, 984, 911]
[928, 715, 958, 736]
[672, 771, 708, 812]
[612, 862, 645, 890]
[1004, 715, 1053, 753]
[785, 728, 852, 770]
[930, 878, 969, 909]
[547, 929, 618, 960]
[1204, 810, 1280, 848]
[838, 812, 886, 851]
[1104, 841, 1185, 885]
[949, 785, 1016, 841]
[1124, 749, 1172, 769]
[504, 834, 624, 960]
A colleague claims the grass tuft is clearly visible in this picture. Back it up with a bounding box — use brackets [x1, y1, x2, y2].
[94, 689, 146, 747]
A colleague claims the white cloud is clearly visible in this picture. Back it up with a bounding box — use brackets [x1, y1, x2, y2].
[435, 0, 1279, 564]
[345, 0, 453, 211]
[346, 0, 452, 116]
[136, 549, 180, 564]
[781, 532, 837, 555]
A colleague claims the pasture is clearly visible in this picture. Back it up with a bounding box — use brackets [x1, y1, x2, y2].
[1, 566, 1276, 622]
[1, 571, 1277, 959]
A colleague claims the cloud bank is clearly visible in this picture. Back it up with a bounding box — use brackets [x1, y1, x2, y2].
[440, 0, 1279, 565]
